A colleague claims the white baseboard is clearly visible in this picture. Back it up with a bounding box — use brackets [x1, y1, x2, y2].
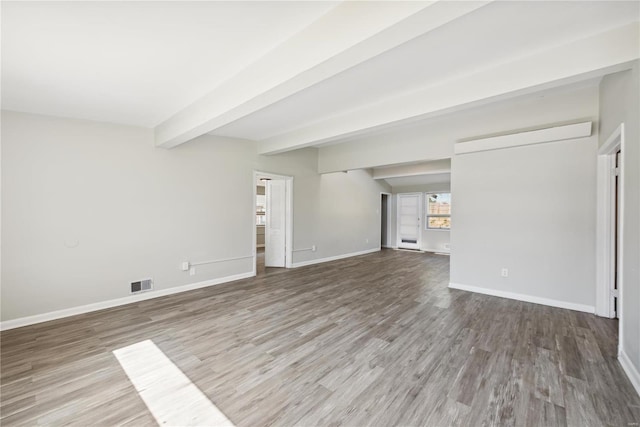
[292, 248, 380, 268]
[422, 248, 450, 254]
[448, 282, 595, 314]
[619, 350, 640, 397]
[0, 271, 255, 331]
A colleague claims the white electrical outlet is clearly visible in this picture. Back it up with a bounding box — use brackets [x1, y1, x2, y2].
[311, 245, 317, 252]
[365, 238, 369, 244]
[181, 261, 190, 271]
[501, 268, 509, 277]
[189, 266, 196, 276]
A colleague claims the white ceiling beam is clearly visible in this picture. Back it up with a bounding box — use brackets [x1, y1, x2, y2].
[259, 22, 639, 155]
[454, 122, 592, 155]
[372, 160, 451, 180]
[154, 0, 494, 148]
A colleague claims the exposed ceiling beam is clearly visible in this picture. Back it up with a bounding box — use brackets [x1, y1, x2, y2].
[259, 22, 639, 155]
[372, 160, 451, 180]
[154, 0, 493, 148]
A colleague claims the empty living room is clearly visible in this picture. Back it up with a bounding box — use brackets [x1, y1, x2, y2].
[2, 1, 640, 426]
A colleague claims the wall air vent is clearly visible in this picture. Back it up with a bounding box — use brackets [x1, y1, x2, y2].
[131, 278, 153, 294]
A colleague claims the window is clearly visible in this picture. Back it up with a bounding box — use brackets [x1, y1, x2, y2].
[425, 193, 451, 229]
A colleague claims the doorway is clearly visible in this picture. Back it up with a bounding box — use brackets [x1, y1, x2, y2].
[253, 171, 293, 275]
[614, 149, 621, 319]
[380, 193, 392, 248]
[397, 193, 422, 250]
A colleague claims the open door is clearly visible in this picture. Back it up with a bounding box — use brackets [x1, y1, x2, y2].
[265, 179, 286, 267]
[613, 150, 621, 318]
[397, 193, 421, 250]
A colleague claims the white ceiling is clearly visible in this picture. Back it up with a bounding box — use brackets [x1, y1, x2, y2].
[212, 1, 638, 141]
[1, 1, 338, 126]
[2, 1, 639, 155]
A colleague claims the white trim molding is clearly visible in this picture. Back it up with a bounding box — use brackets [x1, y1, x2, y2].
[596, 123, 625, 322]
[0, 271, 255, 331]
[448, 282, 595, 314]
[190, 254, 253, 267]
[455, 122, 592, 155]
[394, 248, 425, 253]
[292, 248, 380, 268]
[422, 248, 450, 254]
[292, 247, 314, 253]
[619, 351, 640, 398]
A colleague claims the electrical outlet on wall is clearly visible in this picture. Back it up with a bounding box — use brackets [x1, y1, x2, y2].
[501, 268, 509, 278]
[365, 238, 369, 244]
[189, 266, 196, 276]
[311, 245, 317, 252]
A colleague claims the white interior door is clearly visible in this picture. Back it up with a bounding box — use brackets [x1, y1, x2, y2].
[614, 150, 621, 318]
[265, 179, 286, 267]
[397, 193, 421, 250]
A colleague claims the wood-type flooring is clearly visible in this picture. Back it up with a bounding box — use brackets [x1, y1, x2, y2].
[1, 249, 639, 426]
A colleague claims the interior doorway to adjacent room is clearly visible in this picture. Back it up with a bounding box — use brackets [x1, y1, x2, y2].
[253, 171, 293, 275]
[380, 193, 392, 248]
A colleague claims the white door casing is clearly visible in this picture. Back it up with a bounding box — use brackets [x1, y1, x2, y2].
[595, 123, 625, 358]
[265, 179, 286, 267]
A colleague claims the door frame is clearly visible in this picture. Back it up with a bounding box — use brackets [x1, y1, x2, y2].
[396, 192, 422, 250]
[380, 192, 392, 250]
[595, 123, 625, 352]
[253, 170, 293, 274]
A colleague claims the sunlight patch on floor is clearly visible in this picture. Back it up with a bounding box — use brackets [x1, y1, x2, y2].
[113, 339, 234, 427]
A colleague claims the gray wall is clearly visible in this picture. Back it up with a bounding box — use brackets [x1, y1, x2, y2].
[283, 168, 390, 264]
[599, 63, 640, 375]
[1, 111, 389, 322]
[450, 136, 598, 309]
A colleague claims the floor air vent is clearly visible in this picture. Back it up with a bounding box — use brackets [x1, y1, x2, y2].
[131, 278, 153, 294]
